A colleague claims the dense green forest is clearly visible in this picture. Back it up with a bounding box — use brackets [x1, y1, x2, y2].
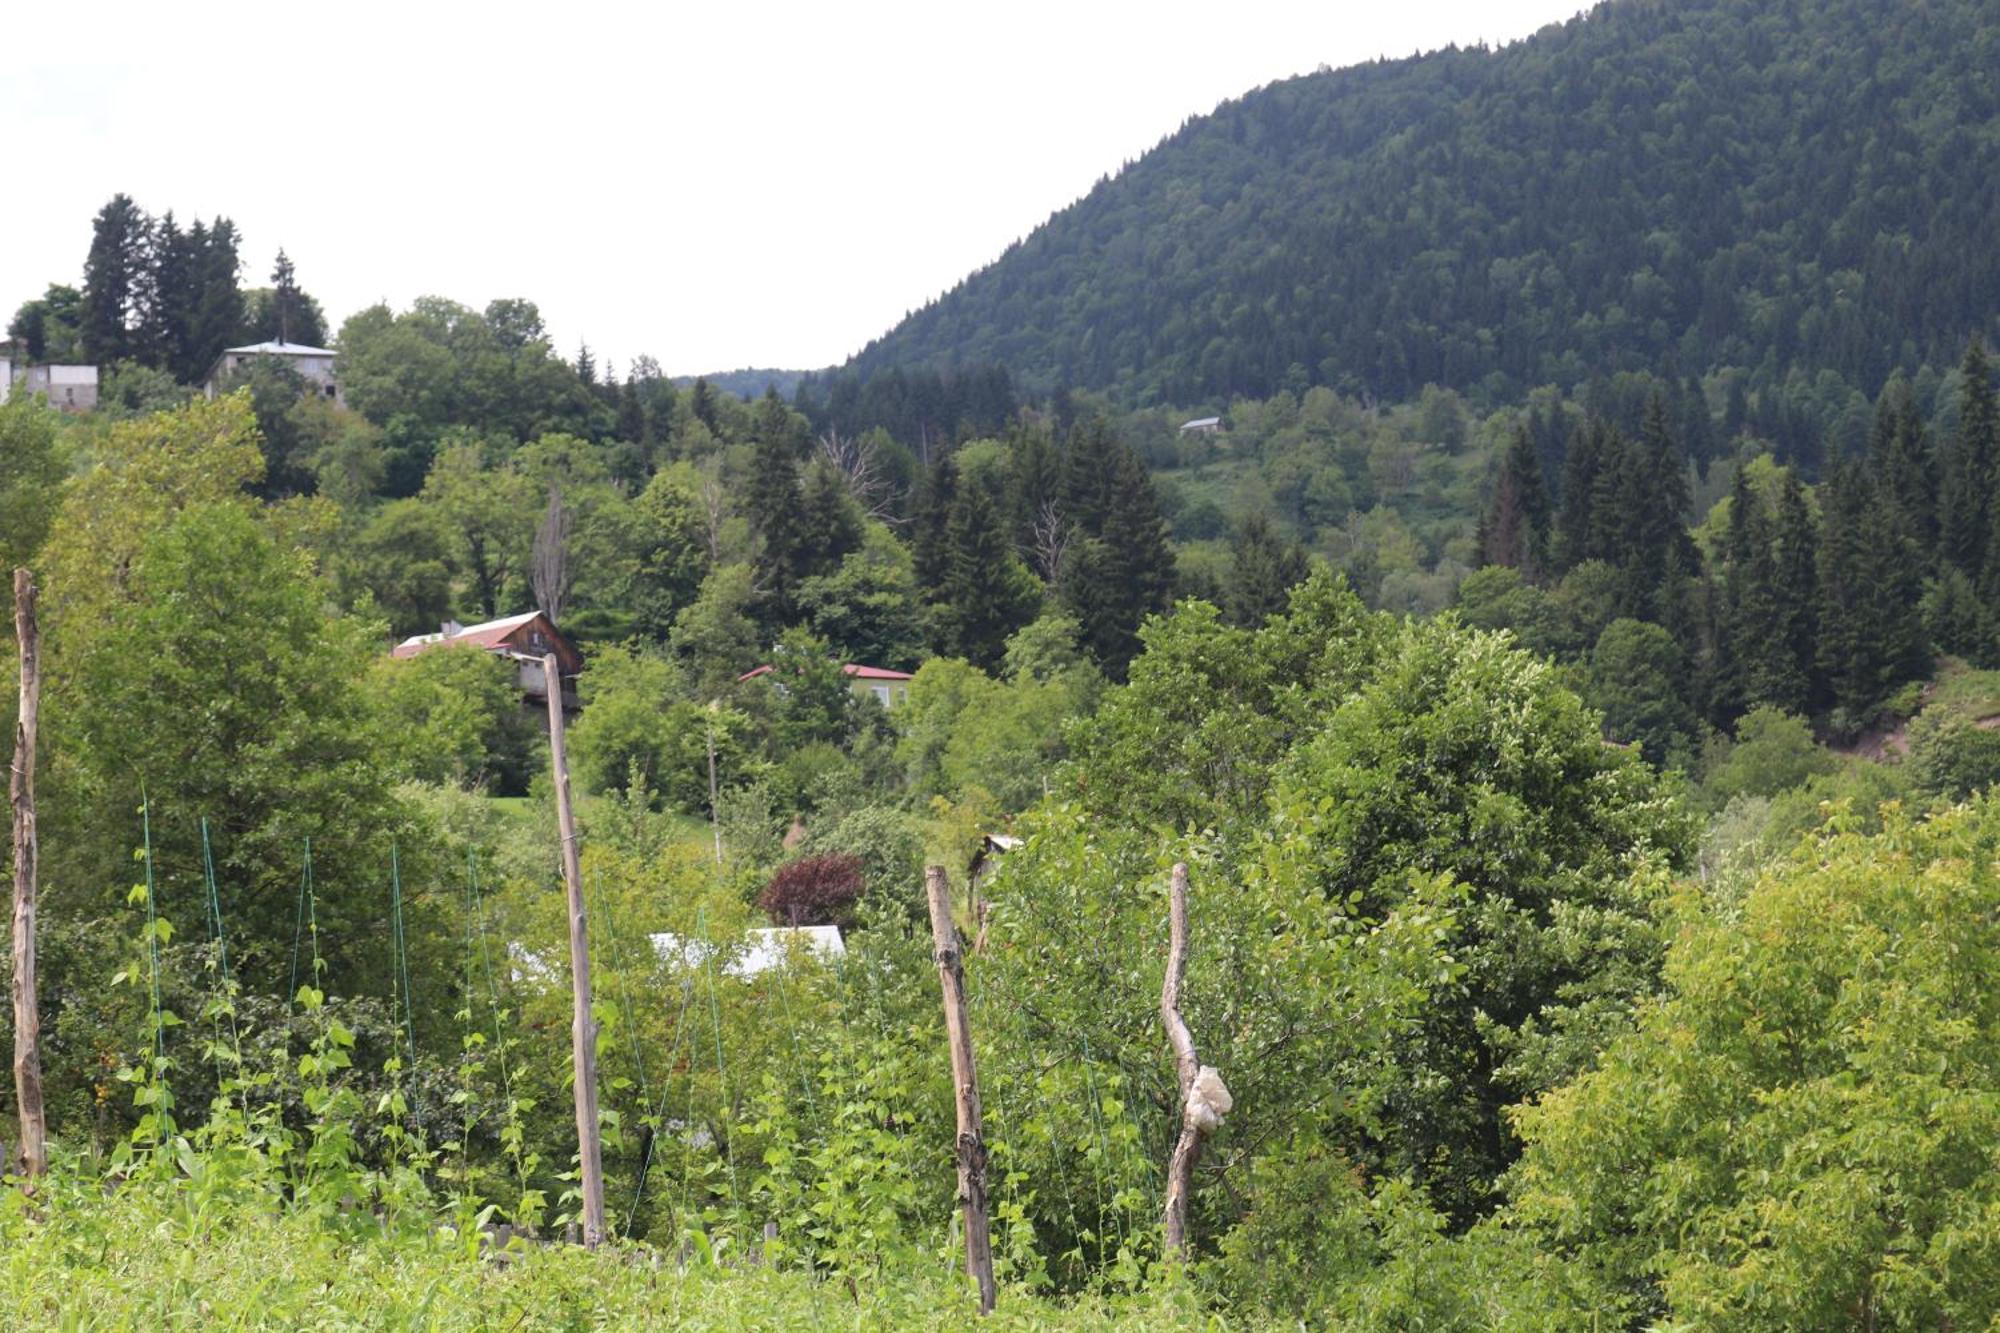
[833, 0, 2000, 455]
[9, 0, 2000, 1322]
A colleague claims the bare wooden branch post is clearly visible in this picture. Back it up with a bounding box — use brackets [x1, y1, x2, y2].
[1161, 861, 1230, 1262]
[11, 570, 45, 1180]
[545, 653, 606, 1246]
[925, 865, 996, 1314]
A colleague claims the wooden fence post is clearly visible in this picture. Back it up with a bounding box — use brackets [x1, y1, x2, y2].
[1161, 862, 1230, 1261]
[545, 653, 606, 1246]
[11, 570, 45, 1181]
[925, 865, 996, 1313]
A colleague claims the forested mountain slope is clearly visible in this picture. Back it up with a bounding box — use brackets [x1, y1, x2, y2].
[842, 0, 2000, 409]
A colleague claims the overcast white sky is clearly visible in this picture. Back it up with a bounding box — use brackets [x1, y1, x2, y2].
[5, 1, 1580, 377]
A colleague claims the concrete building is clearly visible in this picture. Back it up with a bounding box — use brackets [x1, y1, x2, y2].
[0, 359, 98, 411]
[204, 340, 343, 407]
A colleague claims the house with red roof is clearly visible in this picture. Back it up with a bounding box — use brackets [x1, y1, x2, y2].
[391, 610, 582, 713]
[736, 661, 916, 708]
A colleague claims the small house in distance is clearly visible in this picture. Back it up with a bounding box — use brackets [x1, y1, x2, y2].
[391, 610, 582, 715]
[203, 340, 343, 406]
[1, 357, 98, 411]
[737, 662, 915, 708]
[1179, 416, 1222, 434]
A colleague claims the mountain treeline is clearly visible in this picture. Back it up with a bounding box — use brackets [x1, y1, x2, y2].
[841, 0, 2000, 443]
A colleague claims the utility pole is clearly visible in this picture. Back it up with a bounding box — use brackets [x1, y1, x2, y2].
[11, 570, 45, 1180]
[544, 654, 605, 1245]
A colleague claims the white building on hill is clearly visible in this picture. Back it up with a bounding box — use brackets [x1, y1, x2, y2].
[204, 340, 343, 406]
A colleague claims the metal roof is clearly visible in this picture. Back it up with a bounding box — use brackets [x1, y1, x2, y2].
[222, 340, 337, 356]
[738, 662, 916, 683]
[391, 610, 549, 660]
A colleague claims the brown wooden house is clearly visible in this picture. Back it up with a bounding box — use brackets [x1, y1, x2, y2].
[391, 610, 582, 713]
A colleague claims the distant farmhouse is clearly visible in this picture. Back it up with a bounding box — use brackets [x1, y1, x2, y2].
[204, 339, 343, 407]
[1179, 416, 1222, 434]
[737, 662, 915, 708]
[391, 610, 582, 717]
[1, 353, 98, 411]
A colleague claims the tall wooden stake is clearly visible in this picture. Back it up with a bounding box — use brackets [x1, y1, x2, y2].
[11, 570, 45, 1180]
[545, 654, 605, 1246]
[925, 865, 996, 1314]
[1161, 861, 1230, 1261]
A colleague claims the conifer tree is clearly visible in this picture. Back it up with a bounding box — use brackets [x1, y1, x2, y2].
[270, 249, 307, 344]
[1731, 468, 1818, 716]
[744, 394, 807, 618]
[1818, 462, 1927, 726]
[81, 193, 152, 365]
[1555, 417, 1607, 571]
[146, 211, 195, 375]
[1058, 416, 1117, 536]
[1079, 443, 1176, 674]
[936, 480, 1036, 670]
[186, 218, 243, 380]
[1479, 425, 1550, 579]
[689, 376, 721, 434]
[616, 379, 646, 449]
[575, 340, 596, 386]
[1870, 377, 1936, 561]
[796, 457, 863, 582]
[1225, 511, 1309, 627]
[1941, 339, 1996, 579]
[911, 452, 958, 596]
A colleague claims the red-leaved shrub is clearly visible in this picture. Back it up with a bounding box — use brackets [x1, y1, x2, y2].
[757, 853, 865, 929]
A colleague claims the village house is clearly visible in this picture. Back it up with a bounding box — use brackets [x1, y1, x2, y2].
[391, 610, 582, 716]
[203, 339, 343, 406]
[1178, 415, 1222, 434]
[736, 661, 916, 708]
[1, 356, 98, 411]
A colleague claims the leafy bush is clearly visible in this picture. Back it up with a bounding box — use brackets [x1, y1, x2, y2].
[1508, 797, 2000, 1328]
[1908, 708, 2000, 800]
[757, 853, 866, 928]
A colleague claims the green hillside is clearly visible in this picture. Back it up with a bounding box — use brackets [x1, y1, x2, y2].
[841, 0, 2000, 412]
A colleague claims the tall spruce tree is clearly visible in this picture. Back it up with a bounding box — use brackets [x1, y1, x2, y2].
[81, 193, 153, 365]
[1870, 377, 1936, 562]
[1225, 511, 1309, 627]
[1080, 443, 1175, 674]
[1818, 462, 1927, 726]
[146, 211, 195, 376]
[1555, 417, 1608, 571]
[186, 218, 243, 382]
[1479, 425, 1551, 579]
[911, 452, 959, 597]
[796, 457, 863, 582]
[744, 393, 808, 618]
[1941, 339, 1996, 580]
[1730, 468, 1818, 717]
[1058, 416, 1117, 536]
[266, 249, 326, 346]
[936, 480, 1036, 670]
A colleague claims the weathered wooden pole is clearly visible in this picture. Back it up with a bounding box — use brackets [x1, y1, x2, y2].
[544, 653, 606, 1246]
[925, 865, 996, 1313]
[11, 570, 45, 1180]
[1161, 861, 1230, 1261]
